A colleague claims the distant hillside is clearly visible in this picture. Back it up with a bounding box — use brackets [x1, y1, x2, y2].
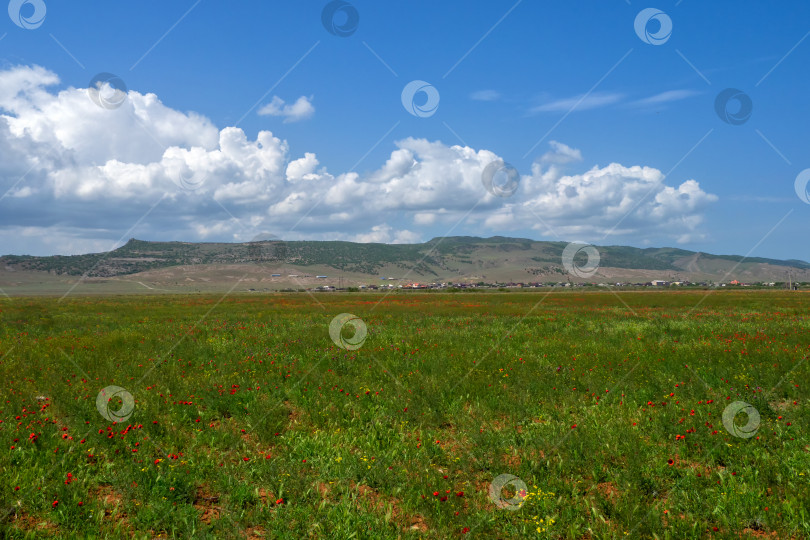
[1, 237, 808, 285]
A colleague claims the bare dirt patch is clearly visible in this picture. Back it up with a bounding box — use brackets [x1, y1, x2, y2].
[246, 526, 267, 538]
[257, 487, 276, 506]
[94, 484, 123, 507]
[352, 482, 429, 533]
[194, 485, 222, 524]
[596, 482, 620, 500]
[8, 510, 59, 535]
[741, 528, 780, 538]
[316, 482, 331, 498]
[768, 399, 795, 411]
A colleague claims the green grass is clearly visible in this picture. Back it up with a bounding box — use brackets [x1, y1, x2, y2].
[1, 291, 808, 538]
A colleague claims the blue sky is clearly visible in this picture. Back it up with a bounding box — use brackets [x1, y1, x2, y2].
[1, 1, 809, 260]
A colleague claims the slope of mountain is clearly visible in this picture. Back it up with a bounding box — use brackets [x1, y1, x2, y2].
[1, 237, 808, 291]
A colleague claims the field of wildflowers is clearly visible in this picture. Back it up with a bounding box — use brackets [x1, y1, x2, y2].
[1, 290, 808, 538]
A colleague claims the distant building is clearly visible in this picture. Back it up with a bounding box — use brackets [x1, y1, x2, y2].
[316, 275, 327, 279]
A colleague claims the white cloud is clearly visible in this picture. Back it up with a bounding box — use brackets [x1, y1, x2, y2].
[257, 95, 314, 123]
[286, 152, 320, 181]
[0, 65, 718, 255]
[413, 212, 437, 225]
[0, 65, 219, 166]
[530, 90, 700, 114]
[470, 90, 500, 101]
[630, 89, 700, 107]
[540, 141, 582, 165]
[530, 92, 623, 113]
[2, 225, 126, 256]
[505, 143, 719, 240]
[352, 224, 420, 244]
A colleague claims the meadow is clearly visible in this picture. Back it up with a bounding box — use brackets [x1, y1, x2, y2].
[1, 290, 808, 538]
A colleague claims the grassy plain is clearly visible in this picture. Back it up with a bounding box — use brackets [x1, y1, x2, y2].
[1, 290, 808, 538]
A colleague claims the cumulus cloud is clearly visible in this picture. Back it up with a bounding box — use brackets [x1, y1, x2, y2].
[285, 152, 320, 181]
[540, 141, 582, 165]
[352, 225, 420, 244]
[498, 142, 718, 241]
[257, 95, 314, 123]
[0, 65, 218, 166]
[0, 65, 718, 255]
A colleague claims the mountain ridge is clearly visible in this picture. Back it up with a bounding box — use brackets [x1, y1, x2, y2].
[1, 237, 808, 284]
